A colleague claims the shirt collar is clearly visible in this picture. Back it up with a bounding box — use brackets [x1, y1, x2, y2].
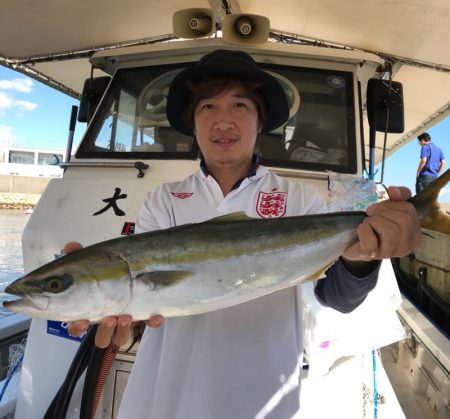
[200, 154, 260, 190]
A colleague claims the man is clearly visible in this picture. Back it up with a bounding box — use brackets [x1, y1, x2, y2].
[416, 132, 446, 193]
[69, 49, 420, 418]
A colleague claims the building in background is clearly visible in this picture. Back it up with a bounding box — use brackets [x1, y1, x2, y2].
[0, 146, 65, 178]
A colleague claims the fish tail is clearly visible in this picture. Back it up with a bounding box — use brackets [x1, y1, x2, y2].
[411, 168, 450, 216]
[410, 168, 450, 232]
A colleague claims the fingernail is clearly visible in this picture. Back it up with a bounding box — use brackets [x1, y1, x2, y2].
[360, 251, 377, 259]
[104, 318, 115, 328]
[152, 317, 162, 327]
[119, 319, 131, 328]
[366, 205, 375, 215]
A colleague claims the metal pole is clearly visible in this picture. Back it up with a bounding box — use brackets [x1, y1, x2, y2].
[64, 105, 78, 163]
[368, 126, 376, 180]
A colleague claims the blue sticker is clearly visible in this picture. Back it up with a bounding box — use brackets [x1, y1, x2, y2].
[47, 321, 88, 342]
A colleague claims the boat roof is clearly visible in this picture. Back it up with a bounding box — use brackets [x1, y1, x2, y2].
[1, 0, 450, 165]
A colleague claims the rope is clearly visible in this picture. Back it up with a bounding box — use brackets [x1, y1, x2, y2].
[0, 353, 24, 402]
[372, 349, 378, 419]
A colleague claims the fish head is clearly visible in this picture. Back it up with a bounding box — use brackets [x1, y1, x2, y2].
[4, 270, 75, 318]
[5, 271, 74, 296]
[3, 249, 132, 321]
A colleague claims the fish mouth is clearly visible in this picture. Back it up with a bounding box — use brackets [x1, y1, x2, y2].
[3, 295, 50, 312]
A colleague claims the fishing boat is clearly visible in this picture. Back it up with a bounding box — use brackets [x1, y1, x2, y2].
[0, 1, 449, 418]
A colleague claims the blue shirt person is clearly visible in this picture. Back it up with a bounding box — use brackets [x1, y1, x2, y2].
[416, 132, 446, 193]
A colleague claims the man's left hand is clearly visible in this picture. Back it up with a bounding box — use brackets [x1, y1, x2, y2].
[342, 186, 422, 262]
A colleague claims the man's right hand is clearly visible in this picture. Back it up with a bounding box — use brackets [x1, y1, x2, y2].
[64, 241, 163, 349]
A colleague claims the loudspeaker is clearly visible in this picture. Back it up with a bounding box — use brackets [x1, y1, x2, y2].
[78, 76, 111, 123]
[366, 78, 404, 133]
[173, 8, 215, 39]
[222, 14, 270, 45]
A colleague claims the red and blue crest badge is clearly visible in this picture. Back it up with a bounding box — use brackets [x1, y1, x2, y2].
[256, 190, 287, 218]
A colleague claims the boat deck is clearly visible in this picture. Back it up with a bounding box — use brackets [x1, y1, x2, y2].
[301, 351, 406, 418]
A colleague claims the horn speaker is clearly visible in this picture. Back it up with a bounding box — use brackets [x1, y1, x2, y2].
[78, 76, 111, 123]
[173, 8, 215, 39]
[222, 14, 270, 44]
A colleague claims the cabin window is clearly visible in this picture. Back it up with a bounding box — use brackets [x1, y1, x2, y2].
[76, 65, 198, 160]
[256, 66, 356, 173]
[76, 62, 356, 173]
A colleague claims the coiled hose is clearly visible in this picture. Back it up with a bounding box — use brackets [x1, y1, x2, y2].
[43, 325, 97, 419]
[80, 342, 119, 419]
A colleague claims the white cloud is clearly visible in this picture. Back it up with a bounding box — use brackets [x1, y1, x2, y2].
[0, 93, 37, 115]
[0, 125, 15, 147]
[439, 187, 450, 198]
[0, 91, 13, 114]
[0, 78, 33, 93]
[13, 100, 38, 111]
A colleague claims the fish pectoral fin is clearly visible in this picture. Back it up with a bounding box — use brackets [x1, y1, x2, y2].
[206, 212, 252, 223]
[136, 271, 191, 290]
[307, 260, 337, 282]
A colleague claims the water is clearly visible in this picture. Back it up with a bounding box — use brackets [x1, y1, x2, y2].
[0, 210, 29, 317]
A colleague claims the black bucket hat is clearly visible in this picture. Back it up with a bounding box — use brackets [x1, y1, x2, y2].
[166, 49, 290, 136]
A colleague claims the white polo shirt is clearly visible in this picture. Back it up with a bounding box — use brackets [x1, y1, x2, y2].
[118, 165, 326, 419]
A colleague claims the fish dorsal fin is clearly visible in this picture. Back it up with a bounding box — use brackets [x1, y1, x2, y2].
[136, 271, 191, 290]
[206, 212, 252, 223]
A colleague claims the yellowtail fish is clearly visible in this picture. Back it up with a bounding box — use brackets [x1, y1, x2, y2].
[4, 169, 450, 321]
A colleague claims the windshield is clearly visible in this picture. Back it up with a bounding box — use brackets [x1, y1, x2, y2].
[76, 62, 357, 173]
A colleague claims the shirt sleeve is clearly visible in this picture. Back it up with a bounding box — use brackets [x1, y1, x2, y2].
[314, 258, 380, 313]
[135, 191, 161, 234]
[420, 145, 430, 159]
[305, 184, 380, 314]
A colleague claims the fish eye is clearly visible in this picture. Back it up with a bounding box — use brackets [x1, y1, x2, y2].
[43, 273, 73, 293]
[45, 277, 64, 293]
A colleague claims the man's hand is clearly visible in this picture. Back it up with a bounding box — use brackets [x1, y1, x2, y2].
[65, 241, 163, 349]
[342, 186, 421, 263]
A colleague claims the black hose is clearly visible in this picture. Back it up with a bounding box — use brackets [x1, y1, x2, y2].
[43, 325, 97, 419]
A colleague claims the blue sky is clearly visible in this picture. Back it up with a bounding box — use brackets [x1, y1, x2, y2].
[0, 66, 85, 152]
[374, 118, 450, 202]
[0, 65, 449, 201]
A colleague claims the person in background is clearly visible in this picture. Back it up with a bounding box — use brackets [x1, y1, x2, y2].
[69, 49, 421, 419]
[416, 132, 446, 193]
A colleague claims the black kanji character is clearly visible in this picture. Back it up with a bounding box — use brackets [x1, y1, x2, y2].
[93, 187, 127, 216]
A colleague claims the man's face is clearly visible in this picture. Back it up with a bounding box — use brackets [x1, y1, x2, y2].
[193, 86, 261, 170]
